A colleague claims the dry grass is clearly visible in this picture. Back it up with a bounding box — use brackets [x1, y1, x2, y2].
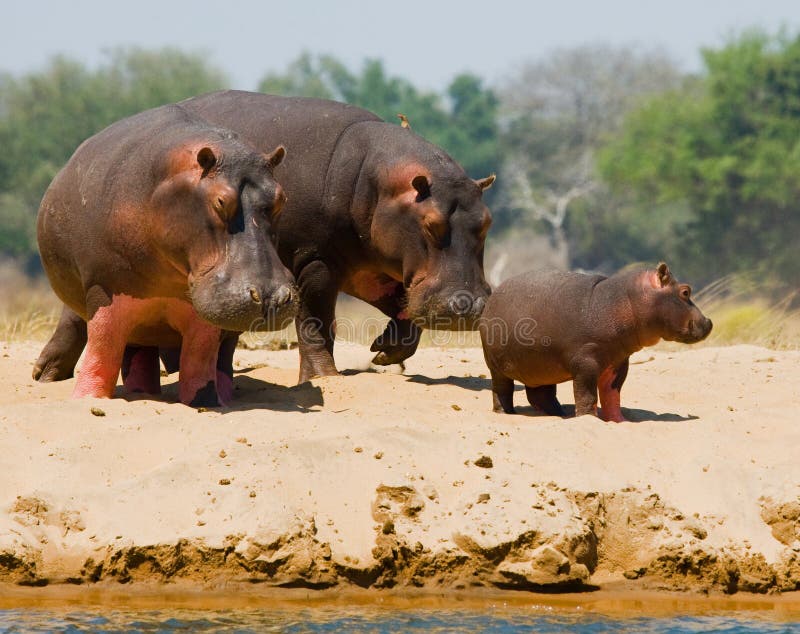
[0, 265, 61, 342]
[2, 266, 797, 352]
[691, 275, 800, 350]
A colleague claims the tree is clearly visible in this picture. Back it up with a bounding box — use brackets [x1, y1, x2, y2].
[0, 48, 229, 268]
[599, 31, 800, 288]
[496, 44, 683, 271]
[257, 54, 499, 182]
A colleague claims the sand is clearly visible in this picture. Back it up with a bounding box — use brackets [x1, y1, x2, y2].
[1, 340, 799, 596]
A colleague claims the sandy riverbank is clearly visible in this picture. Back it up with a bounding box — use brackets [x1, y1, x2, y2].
[1, 341, 799, 596]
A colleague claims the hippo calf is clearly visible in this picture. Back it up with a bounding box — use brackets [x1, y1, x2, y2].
[36, 103, 297, 406]
[479, 263, 712, 421]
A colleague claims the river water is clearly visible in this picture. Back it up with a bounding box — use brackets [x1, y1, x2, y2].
[2, 589, 799, 633]
[1, 607, 799, 633]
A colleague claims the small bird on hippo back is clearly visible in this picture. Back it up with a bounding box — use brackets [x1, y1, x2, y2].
[478, 262, 713, 422]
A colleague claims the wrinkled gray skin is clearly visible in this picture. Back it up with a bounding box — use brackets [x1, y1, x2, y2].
[479, 263, 713, 422]
[34, 103, 297, 405]
[35, 91, 495, 385]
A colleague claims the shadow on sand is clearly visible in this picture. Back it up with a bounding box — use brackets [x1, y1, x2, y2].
[506, 402, 698, 423]
[118, 374, 324, 413]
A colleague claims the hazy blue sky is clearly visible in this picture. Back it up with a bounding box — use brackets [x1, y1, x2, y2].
[3, 0, 800, 90]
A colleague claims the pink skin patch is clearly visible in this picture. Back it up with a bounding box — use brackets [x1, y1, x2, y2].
[346, 271, 401, 304]
[598, 365, 625, 423]
[123, 347, 161, 395]
[73, 294, 224, 406]
[216, 370, 234, 404]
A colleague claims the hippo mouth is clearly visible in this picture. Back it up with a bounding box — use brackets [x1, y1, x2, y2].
[190, 275, 299, 333]
[675, 318, 714, 344]
[402, 289, 488, 330]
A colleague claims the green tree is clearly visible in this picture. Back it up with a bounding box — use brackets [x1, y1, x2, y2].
[0, 48, 228, 268]
[496, 45, 683, 270]
[257, 54, 499, 182]
[600, 30, 800, 288]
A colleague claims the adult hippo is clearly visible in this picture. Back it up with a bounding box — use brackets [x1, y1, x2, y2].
[35, 103, 296, 405]
[35, 91, 494, 384]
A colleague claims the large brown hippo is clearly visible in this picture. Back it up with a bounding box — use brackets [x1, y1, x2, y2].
[36, 103, 296, 406]
[35, 91, 495, 384]
[479, 263, 712, 421]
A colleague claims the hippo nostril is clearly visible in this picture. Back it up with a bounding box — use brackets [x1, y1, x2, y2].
[473, 296, 487, 315]
[448, 291, 475, 316]
[249, 287, 262, 304]
[272, 285, 293, 307]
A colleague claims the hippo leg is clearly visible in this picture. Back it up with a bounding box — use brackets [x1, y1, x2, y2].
[178, 320, 223, 407]
[370, 319, 421, 366]
[156, 333, 238, 402]
[215, 333, 239, 404]
[598, 358, 629, 423]
[367, 294, 422, 366]
[571, 361, 600, 418]
[489, 369, 515, 413]
[160, 347, 181, 374]
[525, 385, 566, 417]
[33, 304, 87, 382]
[73, 293, 134, 399]
[296, 260, 339, 383]
[121, 345, 162, 395]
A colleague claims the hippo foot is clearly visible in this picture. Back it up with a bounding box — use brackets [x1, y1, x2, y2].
[32, 357, 74, 382]
[370, 350, 409, 368]
[370, 339, 417, 365]
[188, 381, 221, 408]
[369, 318, 421, 366]
[600, 410, 627, 423]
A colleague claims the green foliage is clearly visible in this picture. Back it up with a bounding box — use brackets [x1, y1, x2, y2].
[496, 44, 683, 262]
[599, 31, 800, 287]
[0, 48, 228, 267]
[257, 53, 499, 182]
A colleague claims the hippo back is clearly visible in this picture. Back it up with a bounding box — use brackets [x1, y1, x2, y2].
[180, 91, 381, 211]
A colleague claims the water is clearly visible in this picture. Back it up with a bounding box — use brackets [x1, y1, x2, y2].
[1, 608, 799, 633]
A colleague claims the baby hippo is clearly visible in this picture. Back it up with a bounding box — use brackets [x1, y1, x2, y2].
[479, 263, 712, 422]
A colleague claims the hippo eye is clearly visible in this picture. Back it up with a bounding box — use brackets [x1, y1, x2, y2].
[422, 212, 449, 248]
[213, 195, 235, 221]
[680, 286, 691, 300]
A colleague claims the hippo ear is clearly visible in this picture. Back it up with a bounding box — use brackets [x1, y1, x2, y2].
[657, 262, 673, 287]
[411, 175, 431, 202]
[197, 147, 217, 177]
[266, 145, 286, 170]
[475, 174, 496, 192]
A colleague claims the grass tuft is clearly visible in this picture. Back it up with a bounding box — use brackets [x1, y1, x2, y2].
[2, 265, 797, 351]
[0, 264, 60, 342]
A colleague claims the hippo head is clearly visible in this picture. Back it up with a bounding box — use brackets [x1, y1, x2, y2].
[636, 263, 713, 344]
[367, 154, 494, 330]
[154, 138, 297, 332]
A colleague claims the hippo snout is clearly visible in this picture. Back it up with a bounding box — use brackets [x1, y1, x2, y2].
[190, 275, 298, 333]
[407, 288, 489, 330]
[694, 316, 713, 340]
[679, 315, 713, 343]
[448, 290, 480, 316]
[270, 284, 295, 309]
[246, 283, 297, 324]
[260, 283, 299, 330]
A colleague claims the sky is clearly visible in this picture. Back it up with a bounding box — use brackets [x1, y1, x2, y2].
[3, 0, 800, 91]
